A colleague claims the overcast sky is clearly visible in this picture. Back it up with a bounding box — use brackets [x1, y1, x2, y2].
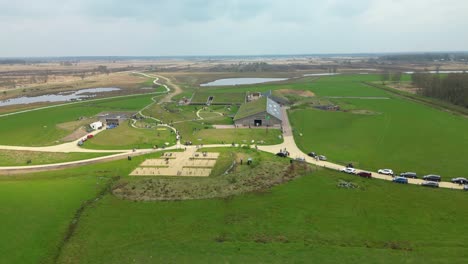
[1, 0, 467, 57]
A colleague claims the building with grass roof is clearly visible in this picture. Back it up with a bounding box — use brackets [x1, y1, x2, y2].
[233, 97, 282, 127]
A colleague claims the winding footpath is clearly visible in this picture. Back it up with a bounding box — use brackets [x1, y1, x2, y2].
[0, 74, 464, 191]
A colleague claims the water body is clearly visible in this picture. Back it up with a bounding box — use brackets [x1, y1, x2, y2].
[200, 78, 288, 87]
[0, 87, 120, 107]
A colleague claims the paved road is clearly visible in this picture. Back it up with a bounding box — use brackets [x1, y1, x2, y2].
[0, 77, 464, 191]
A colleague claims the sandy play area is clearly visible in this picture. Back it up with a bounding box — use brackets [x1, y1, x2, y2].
[130, 151, 220, 177]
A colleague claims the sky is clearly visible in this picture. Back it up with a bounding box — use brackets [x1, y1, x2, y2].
[1, 0, 467, 57]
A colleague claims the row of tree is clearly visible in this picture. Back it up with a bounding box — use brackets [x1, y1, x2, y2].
[380, 71, 402, 84]
[379, 53, 468, 62]
[412, 73, 468, 108]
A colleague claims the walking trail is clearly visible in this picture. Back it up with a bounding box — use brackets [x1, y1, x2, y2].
[0, 74, 464, 190]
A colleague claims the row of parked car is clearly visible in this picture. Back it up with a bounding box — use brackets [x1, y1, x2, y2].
[378, 169, 468, 189]
[281, 151, 467, 190]
[339, 166, 468, 190]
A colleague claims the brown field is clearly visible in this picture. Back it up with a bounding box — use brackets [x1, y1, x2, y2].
[275, 89, 315, 97]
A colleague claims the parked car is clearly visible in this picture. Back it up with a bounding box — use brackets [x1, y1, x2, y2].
[295, 157, 306, 162]
[378, 169, 394, 176]
[421, 181, 439, 188]
[307, 152, 317, 158]
[392, 176, 408, 184]
[423, 174, 441, 182]
[318, 155, 327, 161]
[340, 167, 356, 174]
[357, 171, 372, 178]
[276, 152, 287, 158]
[464, 185, 468, 191]
[400, 172, 417, 179]
[87, 134, 94, 139]
[451, 177, 468, 184]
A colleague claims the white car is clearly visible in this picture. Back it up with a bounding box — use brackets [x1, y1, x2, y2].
[340, 167, 356, 174]
[378, 169, 394, 176]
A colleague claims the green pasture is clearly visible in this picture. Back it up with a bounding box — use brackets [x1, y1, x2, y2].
[82, 121, 176, 150]
[53, 156, 468, 263]
[0, 150, 114, 166]
[289, 75, 468, 177]
[0, 94, 154, 146]
[190, 91, 246, 104]
[0, 175, 111, 264]
[175, 124, 282, 145]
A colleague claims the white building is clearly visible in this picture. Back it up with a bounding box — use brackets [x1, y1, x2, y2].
[89, 121, 103, 130]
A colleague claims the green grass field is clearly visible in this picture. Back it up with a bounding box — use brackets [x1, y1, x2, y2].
[82, 121, 176, 150]
[190, 91, 246, 104]
[0, 94, 154, 146]
[0, 150, 114, 166]
[175, 125, 283, 145]
[52, 157, 468, 263]
[289, 75, 468, 177]
[0, 175, 112, 264]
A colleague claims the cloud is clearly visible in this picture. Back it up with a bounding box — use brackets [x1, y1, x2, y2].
[0, 0, 467, 56]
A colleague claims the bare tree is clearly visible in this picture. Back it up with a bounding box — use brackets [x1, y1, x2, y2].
[381, 70, 390, 85]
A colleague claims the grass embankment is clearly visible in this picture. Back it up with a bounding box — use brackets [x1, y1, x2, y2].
[289, 75, 468, 177]
[82, 121, 176, 150]
[115, 148, 311, 200]
[0, 150, 114, 166]
[55, 155, 468, 263]
[0, 94, 154, 146]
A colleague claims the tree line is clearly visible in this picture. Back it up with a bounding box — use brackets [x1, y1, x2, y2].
[379, 53, 468, 62]
[412, 73, 468, 108]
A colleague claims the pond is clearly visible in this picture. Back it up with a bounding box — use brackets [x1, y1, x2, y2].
[200, 78, 288, 86]
[0, 87, 121, 107]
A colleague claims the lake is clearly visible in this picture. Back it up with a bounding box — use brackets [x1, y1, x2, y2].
[0, 87, 121, 107]
[200, 78, 288, 86]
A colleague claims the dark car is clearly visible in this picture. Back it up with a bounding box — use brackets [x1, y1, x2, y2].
[276, 152, 287, 158]
[357, 171, 372, 178]
[308, 152, 317, 158]
[423, 174, 441, 182]
[451, 177, 468, 184]
[392, 177, 408, 184]
[400, 172, 417, 179]
[421, 181, 439, 188]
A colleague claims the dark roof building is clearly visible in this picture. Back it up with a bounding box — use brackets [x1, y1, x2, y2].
[233, 97, 282, 127]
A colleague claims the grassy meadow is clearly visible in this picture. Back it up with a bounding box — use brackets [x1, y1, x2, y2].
[82, 121, 176, 150]
[0, 94, 154, 146]
[52, 156, 468, 264]
[0, 174, 112, 264]
[0, 150, 114, 166]
[288, 75, 468, 177]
